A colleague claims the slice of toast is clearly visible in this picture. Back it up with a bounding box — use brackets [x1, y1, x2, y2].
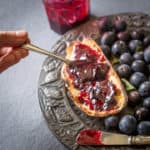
[61, 38, 127, 117]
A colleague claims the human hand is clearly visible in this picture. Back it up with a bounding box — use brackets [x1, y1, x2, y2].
[0, 30, 29, 73]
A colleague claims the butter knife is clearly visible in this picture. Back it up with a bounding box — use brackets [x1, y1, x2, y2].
[76, 129, 150, 145]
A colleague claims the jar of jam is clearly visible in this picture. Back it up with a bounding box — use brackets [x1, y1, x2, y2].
[42, 0, 90, 34]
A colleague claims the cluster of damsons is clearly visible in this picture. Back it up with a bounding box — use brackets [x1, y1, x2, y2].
[98, 16, 150, 135]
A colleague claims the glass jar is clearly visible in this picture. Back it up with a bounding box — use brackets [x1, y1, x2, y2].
[42, 0, 90, 34]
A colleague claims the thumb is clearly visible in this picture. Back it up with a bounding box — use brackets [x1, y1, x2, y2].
[0, 30, 28, 47]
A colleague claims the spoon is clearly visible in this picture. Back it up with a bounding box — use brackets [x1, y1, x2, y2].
[21, 43, 70, 64]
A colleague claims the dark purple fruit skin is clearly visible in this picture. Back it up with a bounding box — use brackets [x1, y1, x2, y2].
[100, 45, 111, 59]
[128, 91, 141, 106]
[137, 121, 150, 135]
[131, 30, 145, 40]
[129, 40, 143, 54]
[134, 107, 149, 121]
[131, 60, 146, 73]
[138, 81, 150, 97]
[119, 115, 137, 134]
[101, 32, 116, 46]
[117, 31, 131, 43]
[119, 52, 133, 65]
[112, 40, 128, 56]
[114, 20, 127, 32]
[133, 51, 144, 60]
[143, 35, 150, 47]
[144, 46, 150, 63]
[129, 72, 147, 88]
[98, 17, 114, 32]
[104, 116, 119, 130]
[117, 64, 131, 78]
[143, 97, 150, 109]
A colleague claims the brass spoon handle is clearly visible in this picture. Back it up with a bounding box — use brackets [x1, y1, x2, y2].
[21, 43, 70, 64]
[130, 136, 150, 145]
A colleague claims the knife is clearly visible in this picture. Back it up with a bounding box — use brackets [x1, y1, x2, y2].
[76, 129, 150, 145]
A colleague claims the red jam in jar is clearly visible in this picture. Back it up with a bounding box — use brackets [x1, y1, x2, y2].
[42, 0, 90, 34]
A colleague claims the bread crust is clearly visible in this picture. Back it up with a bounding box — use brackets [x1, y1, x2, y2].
[61, 38, 127, 117]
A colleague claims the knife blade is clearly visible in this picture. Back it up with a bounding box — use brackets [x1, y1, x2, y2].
[76, 129, 150, 145]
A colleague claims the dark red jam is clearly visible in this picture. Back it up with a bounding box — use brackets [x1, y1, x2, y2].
[79, 81, 116, 110]
[76, 129, 104, 145]
[69, 61, 109, 88]
[67, 43, 116, 111]
[43, 0, 90, 34]
[73, 44, 105, 62]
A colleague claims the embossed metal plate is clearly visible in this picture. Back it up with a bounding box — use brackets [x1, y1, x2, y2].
[38, 13, 150, 150]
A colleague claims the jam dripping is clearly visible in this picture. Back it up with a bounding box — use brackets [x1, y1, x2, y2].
[67, 43, 116, 111]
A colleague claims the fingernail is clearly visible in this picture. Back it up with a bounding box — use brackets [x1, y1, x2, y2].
[16, 30, 27, 38]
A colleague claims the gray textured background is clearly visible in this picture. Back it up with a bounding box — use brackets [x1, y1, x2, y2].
[0, 0, 150, 150]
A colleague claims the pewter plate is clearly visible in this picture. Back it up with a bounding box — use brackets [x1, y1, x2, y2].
[38, 12, 150, 150]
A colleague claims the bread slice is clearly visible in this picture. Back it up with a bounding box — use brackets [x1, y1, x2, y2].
[61, 38, 127, 117]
